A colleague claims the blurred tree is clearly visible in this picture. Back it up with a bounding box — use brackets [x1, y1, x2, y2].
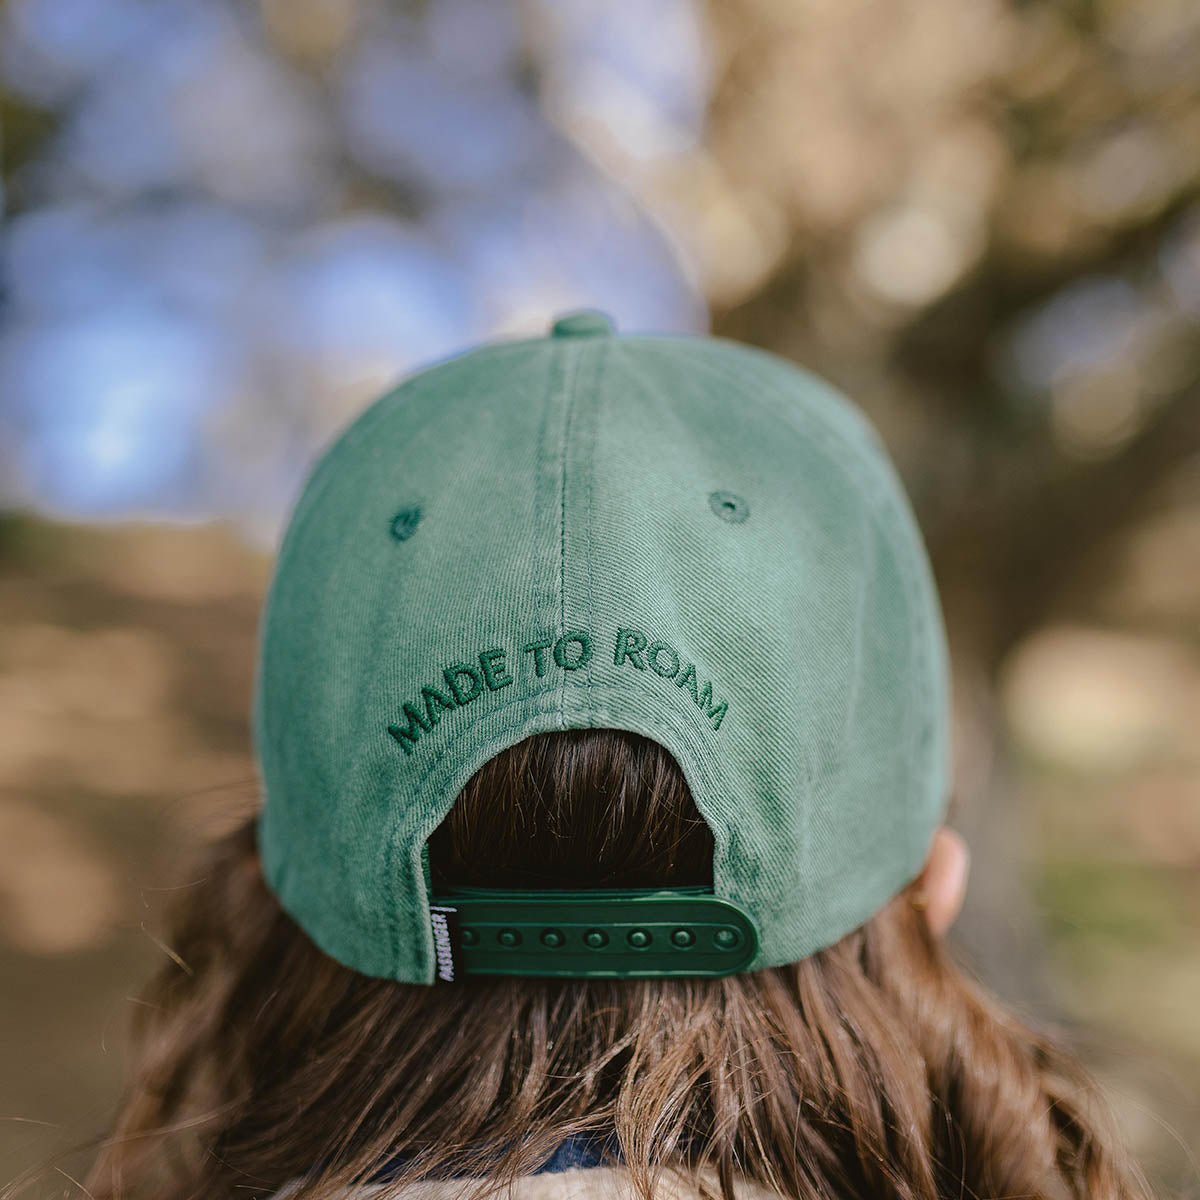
[0, 90, 56, 207]
[698, 0, 1200, 1003]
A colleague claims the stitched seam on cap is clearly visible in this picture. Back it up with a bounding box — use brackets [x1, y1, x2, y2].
[585, 341, 610, 704]
[385, 345, 567, 982]
[558, 345, 583, 731]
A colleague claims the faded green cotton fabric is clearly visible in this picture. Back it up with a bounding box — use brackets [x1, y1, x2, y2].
[254, 323, 950, 984]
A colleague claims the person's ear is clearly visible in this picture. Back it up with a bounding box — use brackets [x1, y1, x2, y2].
[910, 826, 970, 937]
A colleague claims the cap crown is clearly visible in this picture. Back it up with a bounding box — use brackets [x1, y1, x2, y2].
[255, 328, 950, 983]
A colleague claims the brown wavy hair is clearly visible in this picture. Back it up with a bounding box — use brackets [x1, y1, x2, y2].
[24, 729, 1155, 1200]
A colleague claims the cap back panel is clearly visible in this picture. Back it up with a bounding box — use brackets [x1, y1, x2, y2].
[255, 330, 950, 982]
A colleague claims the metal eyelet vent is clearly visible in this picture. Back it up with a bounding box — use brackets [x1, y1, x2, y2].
[390, 506, 422, 541]
[708, 491, 749, 523]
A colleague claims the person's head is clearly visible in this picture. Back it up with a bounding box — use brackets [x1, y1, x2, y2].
[49, 317, 1153, 1200]
[75, 728, 1148, 1200]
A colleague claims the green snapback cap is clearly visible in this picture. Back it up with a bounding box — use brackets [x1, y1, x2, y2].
[254, 311, 951, 985]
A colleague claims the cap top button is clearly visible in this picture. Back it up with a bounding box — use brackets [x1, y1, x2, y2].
[551, 311, 615, 338]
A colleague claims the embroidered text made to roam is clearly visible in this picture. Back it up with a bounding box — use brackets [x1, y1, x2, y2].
[386, 625, 727, 756]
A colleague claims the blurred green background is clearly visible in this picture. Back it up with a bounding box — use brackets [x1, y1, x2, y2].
[1, 0, 1198, 1194]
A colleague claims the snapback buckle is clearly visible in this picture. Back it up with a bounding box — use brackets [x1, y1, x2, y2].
[426, 888, 759, 980]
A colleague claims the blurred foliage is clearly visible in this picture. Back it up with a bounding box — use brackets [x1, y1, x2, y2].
[0, 90, 54, 189]
[0, 0, 1198, 1194]
[702, 0, 1200, 665]
[0, 516, 267, 1189]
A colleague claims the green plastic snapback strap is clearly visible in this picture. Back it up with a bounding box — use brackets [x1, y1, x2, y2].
[427, 887, 759, 981]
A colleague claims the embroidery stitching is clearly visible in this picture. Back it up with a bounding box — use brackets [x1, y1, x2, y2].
[387, 624, 727, 756]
